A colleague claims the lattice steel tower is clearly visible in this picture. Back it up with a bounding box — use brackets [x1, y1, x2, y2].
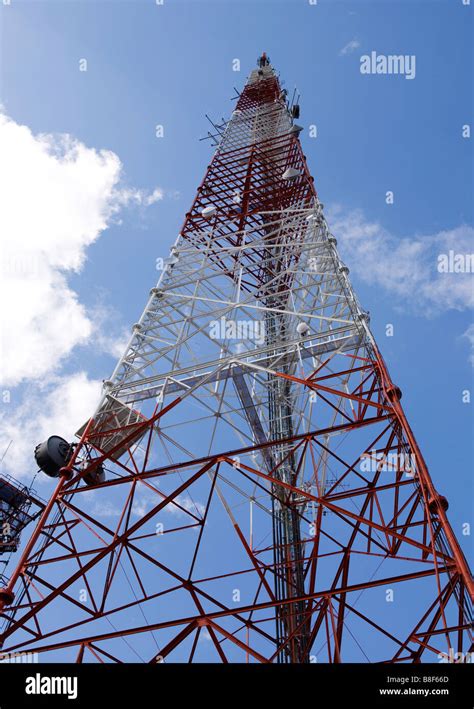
[0, 56, 472, 663]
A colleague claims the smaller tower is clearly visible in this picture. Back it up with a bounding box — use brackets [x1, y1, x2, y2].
[0, 474, 44, 580]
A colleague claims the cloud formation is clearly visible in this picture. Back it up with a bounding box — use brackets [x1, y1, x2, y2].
[462, 324, 474, 367]
[0, 111, 160, 387]
[328, 206, 474, 314]
[339, 39, 360, 56]
[0, 372, 102, 479]
[0, 112, 164, 478]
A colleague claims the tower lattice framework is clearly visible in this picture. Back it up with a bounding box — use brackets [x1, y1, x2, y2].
[0, 59, 472, 664]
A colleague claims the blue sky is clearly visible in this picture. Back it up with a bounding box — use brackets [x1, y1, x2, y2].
[0, 0, 472, 658]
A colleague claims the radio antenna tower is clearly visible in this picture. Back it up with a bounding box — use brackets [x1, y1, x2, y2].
[0, 56, 472, 663]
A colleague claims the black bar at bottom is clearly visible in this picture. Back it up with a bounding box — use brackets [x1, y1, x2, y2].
[0, 662, 471, 707]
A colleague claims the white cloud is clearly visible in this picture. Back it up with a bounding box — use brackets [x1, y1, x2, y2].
[128, 487, 205, 519]
[167, 495, 206, 519]
[87, 303, 131, 360]
[461, 324, 474, 367]
[0, 111, 162, 387]
[131, 486, 159, 518]
[0, 372, 102, 479]
[0, 111, 166, 480]
[339, 39, 360, 56]
[88, 486, 157, 520]
[90, 499, 123, 518]
[116, 185, 164, 208]
[145, 187, 164, 206]
[89, 487, 205, 522]
[328, 206, 474, 314]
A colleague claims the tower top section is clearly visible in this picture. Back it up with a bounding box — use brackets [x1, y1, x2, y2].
[234, 56, 283, 117]
[250, 51, 275, 83]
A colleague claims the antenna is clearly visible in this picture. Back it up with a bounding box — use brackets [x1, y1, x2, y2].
[0, 441, 12, 468]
